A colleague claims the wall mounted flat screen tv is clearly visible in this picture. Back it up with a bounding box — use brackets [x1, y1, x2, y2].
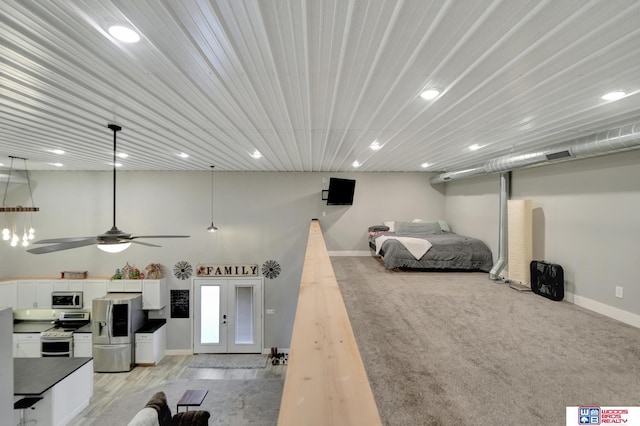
[325, 178, 356, 205]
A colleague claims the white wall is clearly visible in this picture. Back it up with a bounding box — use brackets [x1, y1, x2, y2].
[0, 171, 443, 350]
[444, 149, 640, 322]
[0, 307, 12, 418]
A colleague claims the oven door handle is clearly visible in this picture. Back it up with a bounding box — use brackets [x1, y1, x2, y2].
[41, 351, 72, 356]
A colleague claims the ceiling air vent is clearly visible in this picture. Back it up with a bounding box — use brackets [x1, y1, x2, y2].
[545, 150, 571, 161]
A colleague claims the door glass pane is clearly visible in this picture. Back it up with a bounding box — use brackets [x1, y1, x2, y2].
[235, 286, 254, 344]
[201, 286, 220, 344]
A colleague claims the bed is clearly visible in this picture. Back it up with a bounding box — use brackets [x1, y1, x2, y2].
[368, 220, 494, 272]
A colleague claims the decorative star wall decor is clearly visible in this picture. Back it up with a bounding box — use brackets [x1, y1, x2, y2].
[262, 260, 281, 279]
[174, 261, 193, 280]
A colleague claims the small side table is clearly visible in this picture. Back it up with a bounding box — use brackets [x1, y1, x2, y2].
[176, 390, 208, 413]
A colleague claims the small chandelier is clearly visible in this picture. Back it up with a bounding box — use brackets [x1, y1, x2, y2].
[1, 156, 39, 247]
[206, 165, 218, 232]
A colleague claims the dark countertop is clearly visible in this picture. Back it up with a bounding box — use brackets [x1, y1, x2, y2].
[13, 321, 55, 333]
[74, 323, 92, 333]
[14, 357, 93, 396]
[136, 318, 166, 333]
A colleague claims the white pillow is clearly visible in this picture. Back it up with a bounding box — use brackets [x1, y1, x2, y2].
[127, 407, 158, 426]
[383, 221, 395, 232]
[412, 218, 450, 232]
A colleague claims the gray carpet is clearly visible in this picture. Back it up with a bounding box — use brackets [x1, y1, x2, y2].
[332, 256, 640, 426]
[90, 378, 283, 426]
[189, 354, 268, 369]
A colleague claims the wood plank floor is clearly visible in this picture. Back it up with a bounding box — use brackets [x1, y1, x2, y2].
[68, 355, 286, 425]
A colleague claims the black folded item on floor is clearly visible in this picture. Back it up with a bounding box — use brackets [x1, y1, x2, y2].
[530, 260, 564, 301]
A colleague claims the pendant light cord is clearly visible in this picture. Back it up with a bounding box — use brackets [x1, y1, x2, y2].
[210, 165, 215, 222]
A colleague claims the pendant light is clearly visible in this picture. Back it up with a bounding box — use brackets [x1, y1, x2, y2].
[206, 165, 218, 232]
[1, 156, 39, 247]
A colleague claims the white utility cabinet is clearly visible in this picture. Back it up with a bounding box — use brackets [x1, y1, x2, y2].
[0, 281, 17, 309]
[13, 333, 41, 357]
[17, 280, 54, 309]
[53, 280, 84, 292]
[73, 333, 92, 357]
[135, 323, 166, 366]
[106, 279, 166, 310]
[142, 279, 167, 309]
[83, 280, 107, 309]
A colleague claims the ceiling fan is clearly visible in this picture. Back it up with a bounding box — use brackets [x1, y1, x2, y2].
[27, 124, 189, 254]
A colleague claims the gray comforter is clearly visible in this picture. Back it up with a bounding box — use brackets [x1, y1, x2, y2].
[371, 231, 493, 271]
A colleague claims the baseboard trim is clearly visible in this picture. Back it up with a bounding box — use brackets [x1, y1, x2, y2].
[565, 292, 640, 329]
[328, 250, 372, 257]
[262, 347, 290, 355]
[165, 349, 193, 356]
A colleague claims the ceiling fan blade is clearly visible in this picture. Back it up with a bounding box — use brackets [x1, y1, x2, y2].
[131, 240, 162, 247]
[130, 235, 190, 239]
[32, 237, 97, 244]
[27, 239, 98, 254]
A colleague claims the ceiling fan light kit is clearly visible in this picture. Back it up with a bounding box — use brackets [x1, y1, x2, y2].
[97, 242, 131, 253]
[27, 124, 190, 254]
[1, 156, 39, 248]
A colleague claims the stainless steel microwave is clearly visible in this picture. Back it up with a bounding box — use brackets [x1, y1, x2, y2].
[51, 291, 83, 309]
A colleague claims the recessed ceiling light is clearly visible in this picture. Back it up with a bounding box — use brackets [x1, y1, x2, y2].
[117, 152, 128, 159]
[602, 91, 626, 101]
[177, 152, 189, 159]
[250, 150, 262, 159]
[48, 149, 65, 155]
[469, 144, 483, 151]
[420, 89, 440, 100]
[421, 162, 430, 168]
[108, 25, 141, 43]
[48, 163, 63, 167]
[110, 162, 123, 167]
[369, 141, 382, 151]
[352, 160, 361, 168]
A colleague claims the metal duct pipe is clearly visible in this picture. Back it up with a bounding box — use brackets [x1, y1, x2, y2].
[430, 121, 640, 184]
[489, 172, 510, 280]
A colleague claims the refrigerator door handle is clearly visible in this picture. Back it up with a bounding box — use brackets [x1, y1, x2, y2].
[106, 304, 112, 340]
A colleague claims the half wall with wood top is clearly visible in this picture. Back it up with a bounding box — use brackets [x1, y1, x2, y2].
[278, 219, 382, 425]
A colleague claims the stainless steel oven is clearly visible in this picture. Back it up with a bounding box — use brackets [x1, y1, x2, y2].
[41, 332, 73, 357]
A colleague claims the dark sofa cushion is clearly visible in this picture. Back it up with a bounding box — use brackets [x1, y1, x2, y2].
[144, 391, 173, 426]
[172, 410, 211, 426]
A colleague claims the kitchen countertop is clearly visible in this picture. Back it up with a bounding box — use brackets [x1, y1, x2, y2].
[74, 323, 92, 333]
[14, 357, 93, 396]
[13, 321, 55, 333]
[136, 318, 166, 333]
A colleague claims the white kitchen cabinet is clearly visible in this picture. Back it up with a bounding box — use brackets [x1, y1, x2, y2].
[106, 279, 143, 293]
[13, 333, 41, 357]
[83, 280, 107, 309]
[17, 280, 54, 309]
[135, 323, 166, 365]
[73, 333, 92, 357]
[53, 280, 83, 292]
[0, 281, 17, 309]
[142, 279, 166, 309]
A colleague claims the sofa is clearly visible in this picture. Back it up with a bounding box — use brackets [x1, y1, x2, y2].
[127, 391, 210, 426]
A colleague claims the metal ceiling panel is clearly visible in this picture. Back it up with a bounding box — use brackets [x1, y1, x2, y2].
[1, 0, 639, 172]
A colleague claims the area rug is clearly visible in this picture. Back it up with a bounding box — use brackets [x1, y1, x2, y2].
[87, 378, 283, 426]
[188, 354, 268, 369]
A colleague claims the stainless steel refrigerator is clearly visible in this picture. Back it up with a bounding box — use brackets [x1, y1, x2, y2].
[92, 293, 145, 372]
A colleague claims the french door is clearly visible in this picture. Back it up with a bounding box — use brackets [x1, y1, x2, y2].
[193, 277, 263, 353]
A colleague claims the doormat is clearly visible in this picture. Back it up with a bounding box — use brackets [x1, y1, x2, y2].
[188, 354, 268, 369]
